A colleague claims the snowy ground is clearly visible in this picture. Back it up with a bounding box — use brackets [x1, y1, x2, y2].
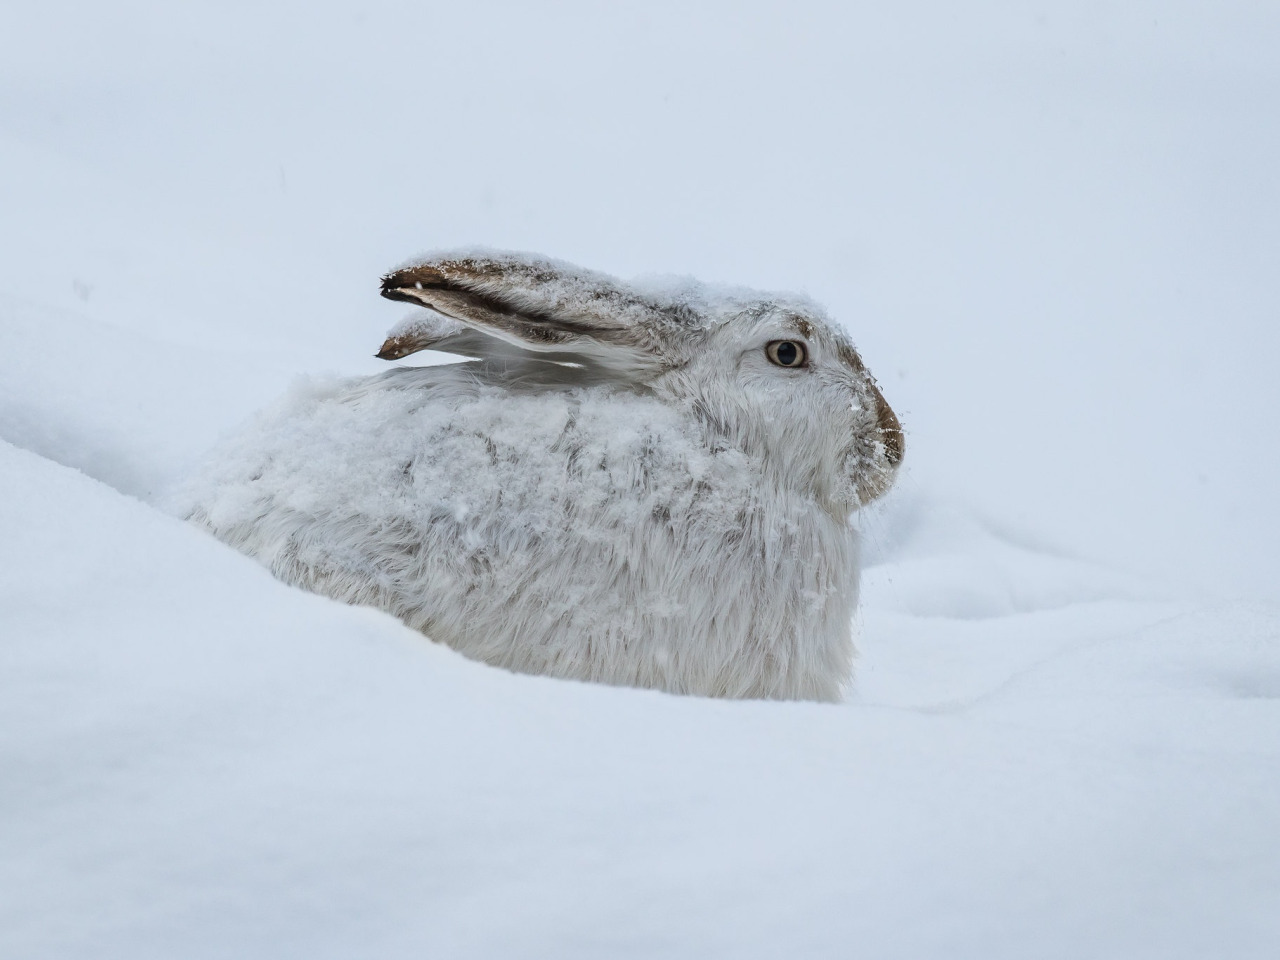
[3, 3, 1279, 957]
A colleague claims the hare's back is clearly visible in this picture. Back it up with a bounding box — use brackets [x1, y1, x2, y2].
[188, 365, 716, 578]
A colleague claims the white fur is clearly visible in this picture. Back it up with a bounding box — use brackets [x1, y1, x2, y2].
[180, 251, 901, 701]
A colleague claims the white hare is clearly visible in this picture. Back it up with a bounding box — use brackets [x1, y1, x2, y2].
[184, 250, 902, 701]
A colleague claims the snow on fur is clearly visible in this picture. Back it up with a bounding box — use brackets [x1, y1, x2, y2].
[180, 251, 902, 700]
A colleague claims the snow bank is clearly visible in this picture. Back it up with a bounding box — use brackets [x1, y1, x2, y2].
[3, 436, 1278, 958]
[5, 297, 1277, 957]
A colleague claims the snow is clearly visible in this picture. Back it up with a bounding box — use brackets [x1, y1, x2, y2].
[5, 435, 1278, 957]
[2, 2, 1278, 957]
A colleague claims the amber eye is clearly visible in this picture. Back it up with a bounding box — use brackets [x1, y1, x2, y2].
[766, 340, 808, 368]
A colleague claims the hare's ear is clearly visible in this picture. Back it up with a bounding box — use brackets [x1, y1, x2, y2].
[376, 310, 531, 361]
[379, 251, 683, 375]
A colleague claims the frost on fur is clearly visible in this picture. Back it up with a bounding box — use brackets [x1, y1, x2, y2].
[183, 249, 903, 701]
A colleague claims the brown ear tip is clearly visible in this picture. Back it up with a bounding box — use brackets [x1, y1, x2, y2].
[380, 285, 419, 305]
[375, 337, 407, 360]
[380, 266, 448, 303]
[381, 263, 447, 289]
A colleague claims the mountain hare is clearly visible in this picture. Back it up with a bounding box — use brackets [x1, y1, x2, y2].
[185, 250, 902, 700]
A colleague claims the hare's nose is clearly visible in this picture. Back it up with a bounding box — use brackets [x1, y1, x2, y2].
[870, 383, 903, 466]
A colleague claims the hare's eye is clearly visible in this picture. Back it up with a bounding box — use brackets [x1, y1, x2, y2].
[766, 340, 808, 368]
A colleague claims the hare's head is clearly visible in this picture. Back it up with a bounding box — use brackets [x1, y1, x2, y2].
[380, 249, 902, 517]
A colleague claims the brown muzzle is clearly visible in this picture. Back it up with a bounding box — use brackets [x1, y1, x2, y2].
[870, 381, 903, 466]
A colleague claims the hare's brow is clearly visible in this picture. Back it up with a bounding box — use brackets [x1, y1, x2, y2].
[785, 315, 816, 339]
